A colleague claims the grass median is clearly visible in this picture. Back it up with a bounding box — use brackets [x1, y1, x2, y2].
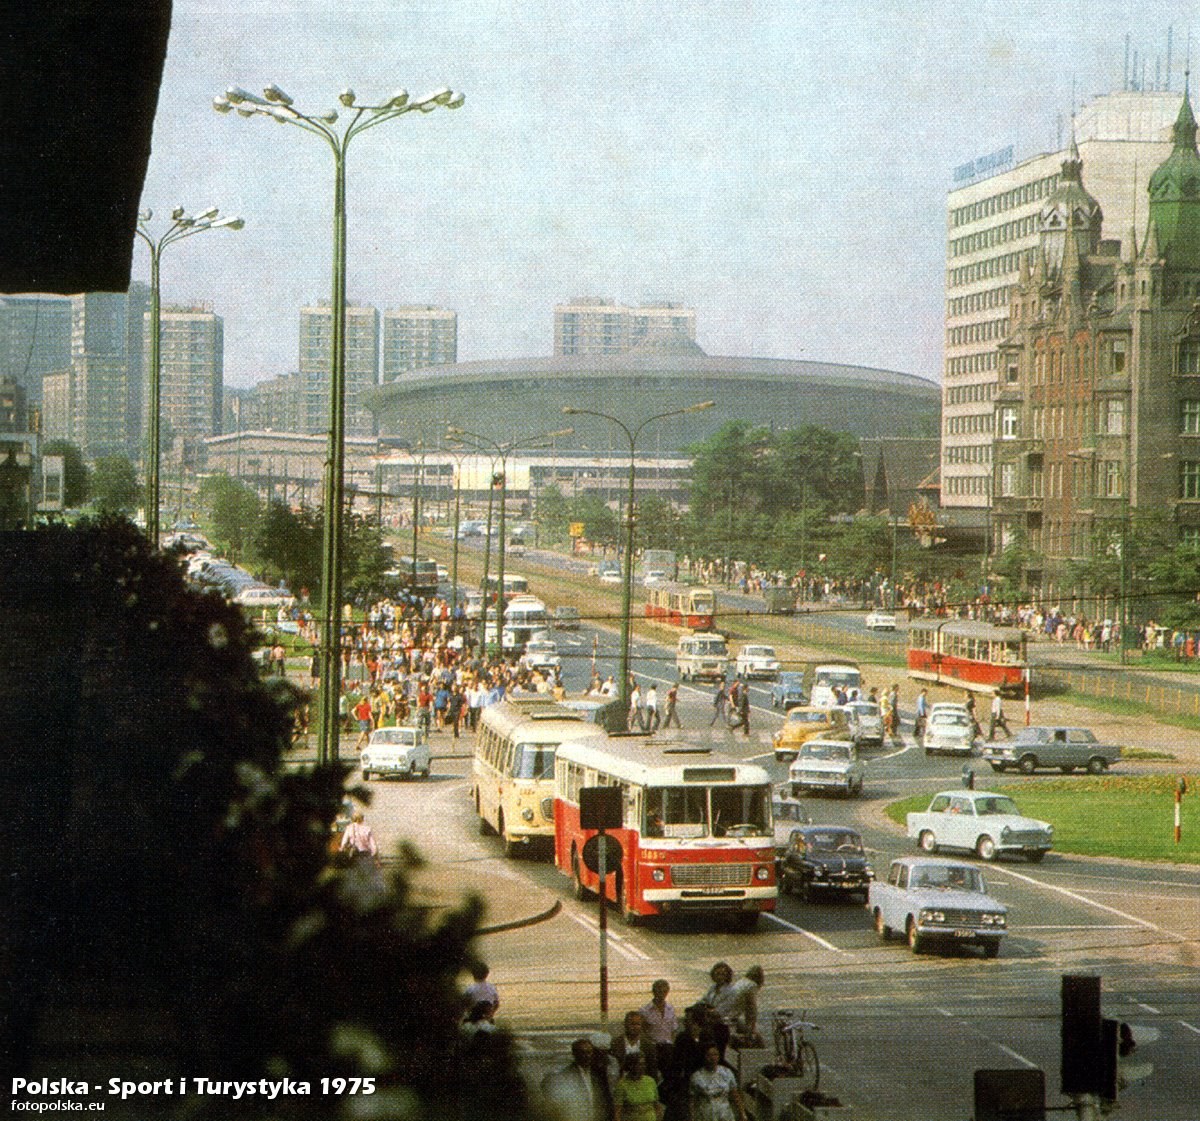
[884, 774, 1200, 863]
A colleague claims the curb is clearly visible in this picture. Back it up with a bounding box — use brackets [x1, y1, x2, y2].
[479, 898, 563, 935]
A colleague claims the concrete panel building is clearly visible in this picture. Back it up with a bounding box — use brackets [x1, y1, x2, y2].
[381, 306, 457, 378]
[145, 305, 224, 443]
[298, 302, 379, 438]
[553, 297, 696, 356]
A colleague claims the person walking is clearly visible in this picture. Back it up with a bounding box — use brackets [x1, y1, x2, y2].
[913, 688, 929, 740]
[730, 683, 750, 737]
[629, 680, 646, 732]
[708, 680, 727, 727]
[644, 684, 661, 732]
[988, 689, 1011, 740]
[612, 1052, 663, 1121]
[688, 1045, 745, 1121]
[352, 692, 375, 750]
[662, 682, 681, 729]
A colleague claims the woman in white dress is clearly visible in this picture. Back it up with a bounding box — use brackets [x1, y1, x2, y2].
[688, 1045, 745, 1121]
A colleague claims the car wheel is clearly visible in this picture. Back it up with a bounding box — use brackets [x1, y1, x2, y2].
[1086, 757, 1108, 774]
[919, 830, 938, 854]
[361, 768, 372, 781]
[874, 908, 892, 940]
[1026, 849, 1046, 863]
[1018, 755, 1038, 775]
[906, 918, 925, 954]
[990, 763, 1005, 773]
[851, 778, 863, 797]
[982, 939, 1001, 959]
[1060, 765, 1075, 774]
[976, 835, 997, 861]
[797, 878, 812, 903]
[420, 765, 431, 778]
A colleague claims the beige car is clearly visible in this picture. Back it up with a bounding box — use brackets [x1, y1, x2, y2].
[772, 705, 849, 762]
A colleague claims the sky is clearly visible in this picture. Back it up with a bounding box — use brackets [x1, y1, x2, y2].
[138, 0, 1193, 388]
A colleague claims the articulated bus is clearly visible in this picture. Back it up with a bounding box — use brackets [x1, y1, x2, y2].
[907, 619, 1027, 695]
[554, 737, 777, 930]
[644, 581, 716, 630]
[473, 698, 608, 857]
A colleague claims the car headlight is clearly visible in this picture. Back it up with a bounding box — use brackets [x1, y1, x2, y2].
[981, 913, 1007, 927]
[812, 866, 826, 878]
[652, 868, 666, 883]
[755, 866, 771, 882]
[521, 808, 535, 822]
[361, 755, 372, 765]
[920, 909, 945, 923]
[1001, 827, 1012, 840]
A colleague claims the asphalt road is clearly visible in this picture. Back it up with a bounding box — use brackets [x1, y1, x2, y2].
[356, 613, 1200, 1121]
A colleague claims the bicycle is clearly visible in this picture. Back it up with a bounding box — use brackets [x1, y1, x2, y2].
[771, 1008, 820, 1091]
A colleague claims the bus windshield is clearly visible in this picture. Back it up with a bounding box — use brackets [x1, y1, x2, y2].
[643, 784, 772, 839]
[694, 637, 726, 655]
[513, 742, 557, 780]
[692, 591, 715, 611]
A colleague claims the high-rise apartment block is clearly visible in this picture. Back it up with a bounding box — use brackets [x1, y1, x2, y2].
[942, 90, 1179, 512]
[298, 302, 379, 437]
[0, 295, 71, 408]
[553, 297, 696, 355]
[381, 306, 457, 378]
[144, 304, 224, 444]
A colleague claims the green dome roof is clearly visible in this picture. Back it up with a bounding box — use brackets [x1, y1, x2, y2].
[1147, 94, 1200, 266]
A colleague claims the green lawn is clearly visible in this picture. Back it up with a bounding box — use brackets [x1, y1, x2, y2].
[884, 775, 1200, 863]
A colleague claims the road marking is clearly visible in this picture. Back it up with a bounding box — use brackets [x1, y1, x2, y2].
[1134, 1001, 1161, 1014]
[993, 865, 1190, 941]
[1020, 924, 1142, 931]
[567, 912, 652, 961]
[995, 1044, 1039, 1068]
[763, 911, 843, 952]
[1180, 1021, 1200, 1035]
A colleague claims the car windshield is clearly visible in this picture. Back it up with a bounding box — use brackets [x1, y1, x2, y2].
[644, 784, 772, 838]
[806, 830, 863, 853]
[816, 669, 860, 688]
[371, 728, 416, 746]
[932, 713, 970, 727]
[789, 711, 828, 723]
[801, 743, 850, 761]
[745, 647, 775, 658]
[974, 795, 1022, 816]
[913, 865, 985, 892]
[694, 639, 726, 655]
[850, 703, 880, 718]
[512, 743, 557, 780]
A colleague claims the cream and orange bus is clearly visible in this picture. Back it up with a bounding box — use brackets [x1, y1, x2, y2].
[472, 697, 608, 858]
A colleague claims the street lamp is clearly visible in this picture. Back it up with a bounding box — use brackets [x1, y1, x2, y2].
[563, 401, 714, 714]
[447, 426, 573, 653]
[134, 207, 243, 545]
[215, 81, 463, 765]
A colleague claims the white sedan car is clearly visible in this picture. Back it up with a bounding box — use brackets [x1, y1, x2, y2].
[865, 610, 897, 631]
[735, 644, 781, 680]
[360, 726, 431, 781]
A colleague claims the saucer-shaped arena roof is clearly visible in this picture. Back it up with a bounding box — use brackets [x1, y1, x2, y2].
[361, 347, 940, 450]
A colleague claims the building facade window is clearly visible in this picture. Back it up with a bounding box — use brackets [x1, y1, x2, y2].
[1000, 407, 1018, 439]
[1181, 527, 1200, 548]
[1184, 461, 1200, 500]
[1181, 341, 1200, 375]
[999, 462, 1016, 497]
[1103, 398, 1126, 436]
[1183, 400, 1200, 434]
[1103, 460, 1124, 498]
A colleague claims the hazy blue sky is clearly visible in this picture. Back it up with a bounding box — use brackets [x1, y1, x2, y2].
[140, 1, 1190, 387]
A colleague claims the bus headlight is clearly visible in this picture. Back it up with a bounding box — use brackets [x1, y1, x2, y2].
[652, 869, 666, 883]
[920, 909, 945, 924]
[521, 808, 535, 822]
[755, 866, 771, 882]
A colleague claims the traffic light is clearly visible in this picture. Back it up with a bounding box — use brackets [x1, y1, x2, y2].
[1061, 974, 1102, 1096]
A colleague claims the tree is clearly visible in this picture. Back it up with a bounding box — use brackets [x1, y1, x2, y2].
[1, 520, 529, 1120]
[198, 472, 263, 562]
[90, 454, 141, 515]
[532, 484, 570, 546]
[255, 498, 321, 597]
[40, 439, 89, 506]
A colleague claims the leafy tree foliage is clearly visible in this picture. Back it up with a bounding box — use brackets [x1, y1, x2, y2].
[255, 498, 321, 598]
[90, 454, 141, 515]
[1, 520, 527, 1119]
[198, 473, 263, 562]
[40, 439, 89, 506]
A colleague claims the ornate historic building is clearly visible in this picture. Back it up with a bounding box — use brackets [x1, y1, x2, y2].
[991, 93, 1200, 591]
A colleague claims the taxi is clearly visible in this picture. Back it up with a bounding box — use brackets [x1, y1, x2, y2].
[772, 705, 849, 762]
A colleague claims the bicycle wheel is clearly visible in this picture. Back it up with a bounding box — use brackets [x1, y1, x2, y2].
[773, 1023, 796, 1069]
[796, 1041, 820, 1092]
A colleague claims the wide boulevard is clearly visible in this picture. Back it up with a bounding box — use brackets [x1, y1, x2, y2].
[357, 607, 1200, 1121]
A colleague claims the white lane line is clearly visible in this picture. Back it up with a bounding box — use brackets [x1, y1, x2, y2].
[763, 911, 844, 952]
[1020, 924, 1142, 931]
[996, 1044, 1039, 1068]
[993, 865, 1189, 941]
[568, 912, 652, 961]
[1135, 1002, 1161, 1014]
[936, 1007, 954, 1017]
[1180, 1021, 1200, 1035]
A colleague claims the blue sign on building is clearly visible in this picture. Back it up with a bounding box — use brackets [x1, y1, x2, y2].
[953, 145, 1015, 185]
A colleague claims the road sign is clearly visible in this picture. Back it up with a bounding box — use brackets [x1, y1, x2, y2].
[582, 832, 623, 875]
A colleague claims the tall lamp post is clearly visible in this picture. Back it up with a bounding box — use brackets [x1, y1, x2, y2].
[563, 402, 714, 713]
[447, 426, 573, 653]
[214, 81, 463, 765]
[135, 207, 243, 545]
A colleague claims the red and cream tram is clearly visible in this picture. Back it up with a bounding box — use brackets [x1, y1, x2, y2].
[644, 581, 716, 630]
[907, 619, 1027, 695]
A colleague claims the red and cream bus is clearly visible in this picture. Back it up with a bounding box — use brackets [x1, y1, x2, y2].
[644, 581, 716, 630]
[554, 738, 777, 930]
[907, 619, 1027, 695]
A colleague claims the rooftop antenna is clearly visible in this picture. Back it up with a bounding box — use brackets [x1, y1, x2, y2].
[1133, 48, 1139, 90]
[1125, 33, 1131, 91]
[1167, 26, 1174, 91]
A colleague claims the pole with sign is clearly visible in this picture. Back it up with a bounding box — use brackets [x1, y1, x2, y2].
[579, 786, 623, 1023]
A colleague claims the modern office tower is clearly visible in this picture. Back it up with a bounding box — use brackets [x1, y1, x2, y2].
[298, 302, 379, 437]
[69, 291, 132, 460]
[144, 304, 224, 443]
[0, 295, 71, 407]
[40, 372, 71, 443]
[991, 93, 1200, 592]
[381, 306, 457, 379]
[942, 89, 1178, 514]
[553, 297, 696, 355]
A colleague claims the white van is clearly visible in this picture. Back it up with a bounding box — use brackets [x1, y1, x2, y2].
[805, 661, 863, 708]
[676, 632, 729, 682]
